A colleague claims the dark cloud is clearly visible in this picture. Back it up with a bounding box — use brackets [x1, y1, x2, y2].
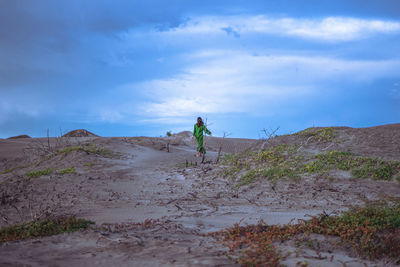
[221, 27, 240, 38]
[0, 0, 187, 89]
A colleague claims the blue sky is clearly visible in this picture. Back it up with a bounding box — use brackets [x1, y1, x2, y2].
[0, 0, 399, 138]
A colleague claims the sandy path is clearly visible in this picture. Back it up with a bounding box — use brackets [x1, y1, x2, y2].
[77, 140, 324, 231]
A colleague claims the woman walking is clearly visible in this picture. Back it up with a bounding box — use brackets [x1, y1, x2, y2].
[193, 117, 211, 158]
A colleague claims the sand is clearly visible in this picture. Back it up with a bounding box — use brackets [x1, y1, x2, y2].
[1, 124, 400, 266]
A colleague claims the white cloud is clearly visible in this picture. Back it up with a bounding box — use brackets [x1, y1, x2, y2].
[87, 49, 400, 125]
[163, 15, 400, 42]
[134, 50, 400, 121]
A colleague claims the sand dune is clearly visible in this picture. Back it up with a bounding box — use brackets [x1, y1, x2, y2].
[0, 124, 399, 266]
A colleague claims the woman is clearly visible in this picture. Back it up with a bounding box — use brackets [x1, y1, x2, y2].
[192, 117, 211, 157]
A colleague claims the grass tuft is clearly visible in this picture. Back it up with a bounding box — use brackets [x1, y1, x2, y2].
[25, 168, 53, 178]
[56, 143, 116, 158]
[296, 127, 335, 142]
[0, 216, 94, 242]
[59, 166, 76, 174]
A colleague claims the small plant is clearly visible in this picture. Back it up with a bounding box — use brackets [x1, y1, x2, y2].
[0, 216, 94, 242]
[56, 143, 116, 158]
[166, 131, 172, 137]
[296, 127, 335, 143]
[303, 160, 325, 173]
[25, 168, 53, 178]
[83, 162, 96, 167]
[59, 166, 76, 174]
[237, 169, 259, 187]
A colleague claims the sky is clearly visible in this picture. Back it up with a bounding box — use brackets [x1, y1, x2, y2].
[0, 0, 399, 139]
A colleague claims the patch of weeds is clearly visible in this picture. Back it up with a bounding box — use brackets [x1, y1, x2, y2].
[83, 162, 96, 167]
[25, 168, 53, 178]
[56, 146, 83, 154]
[211, 201, 400, 265]
[210, 221, 296, 266]
[302, 201, 400, 259]
[396, 175, 400, 184]
[0, 216, 94, 242]
[245, 161, 250, 171]
[222, 165, 242, 179]
[224, 145, 302, 187]
[235, 145, 302, 186]
[371, 164, 398, 180]
[59, 166, 76, 174]
[237, 165, 300, 188]
[223, 145, 399, 188]
[0, 165, 30, 175]
[296, 127, 335, 143]
[302, 151, 400, 181]
[222, 153, 241, 166]
[56, 143, 116, 158]
[236, 169, 259, 187]
[351, 166, 371, 179]
[221, 153, 248, 180]
[302, 160, 325, 173]
[83, 143, 117, 158]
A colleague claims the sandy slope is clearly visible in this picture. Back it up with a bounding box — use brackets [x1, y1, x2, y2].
[0, 125, 400, 266]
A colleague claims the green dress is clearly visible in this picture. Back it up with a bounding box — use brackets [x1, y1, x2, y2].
[193, 124, 211, 154]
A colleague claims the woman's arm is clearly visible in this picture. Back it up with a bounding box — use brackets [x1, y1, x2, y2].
[204, 127, 211, 135]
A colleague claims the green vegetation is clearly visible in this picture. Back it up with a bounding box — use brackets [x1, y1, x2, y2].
[0, 165, 28, 175]
[306, 151, 400, 180]
[59, 166, 76, 174]
[25, 168, 53, 178]
[0, 216, 94, 242]
[83, 162, 96, 167]
[222, 145, 303, 187]
[56, 143, 116, 158]
[221, 144, 400, 187]
[211, 201, 400, 265]
[296, 127, 335, 142]
[25, 166, 79, 178]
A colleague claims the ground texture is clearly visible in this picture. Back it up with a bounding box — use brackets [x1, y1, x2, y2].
[0, 124, 399, 266]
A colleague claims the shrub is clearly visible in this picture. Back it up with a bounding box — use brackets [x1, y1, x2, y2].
[211, 201, 400, 265]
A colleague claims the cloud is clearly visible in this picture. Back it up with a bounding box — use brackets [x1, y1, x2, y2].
[163, 15, 400, 42]
[221, 26, 240, 38]
[124, 50, 400, 122]
[0, 97, 44, 126]
[0, 1, 187, 88]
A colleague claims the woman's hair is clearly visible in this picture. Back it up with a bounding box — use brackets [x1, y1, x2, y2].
[197, 117, 204, 127]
